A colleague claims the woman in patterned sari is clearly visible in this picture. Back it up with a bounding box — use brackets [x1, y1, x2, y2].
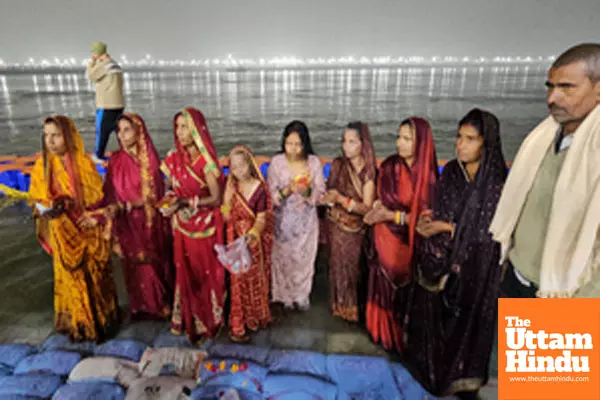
[267, 121, 326, 312]
[88, 113, 173, 320]
[160, 107, 225, 343]
[321, 121, 377, 322]
[222, 146, 273, 342]
[363, 117, 439, 352]
[28, 115, 119, 342]
[404, 109, 507, 400]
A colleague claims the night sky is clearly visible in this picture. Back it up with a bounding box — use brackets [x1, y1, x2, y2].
[0, 0, 598, 62]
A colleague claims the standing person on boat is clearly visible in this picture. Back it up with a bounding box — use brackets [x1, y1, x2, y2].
[490, 43, 600, 298]
[363, 117, 438, 352]
[320, 121, 377, 322]
[79, 113, 174, 320]
[404, 109, 507, 399]
[159, 107, 225, 343]
[222, 146, 273, 342]
[267, 121, 326, 312]
[28, 115, 120, 343]
[86, 41, 125, 163]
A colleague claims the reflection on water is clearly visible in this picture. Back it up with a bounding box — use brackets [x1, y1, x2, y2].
[0, 65, 550, 282]
[0, 65, 548, 160]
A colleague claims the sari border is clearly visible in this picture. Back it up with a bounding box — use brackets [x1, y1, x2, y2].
[445, 377, 485, 396]
[234, 191, 257, 219]
[182, 110, 220, 178]
[186, 165, 207, 187]
[160, 162, 172, 180]
[173, 215, 215, 238]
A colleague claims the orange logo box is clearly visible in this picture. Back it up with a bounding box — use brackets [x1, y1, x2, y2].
[498, 298, 600, 400]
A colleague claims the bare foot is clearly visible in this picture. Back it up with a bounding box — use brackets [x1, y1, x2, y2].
[230, 333, 250, 343]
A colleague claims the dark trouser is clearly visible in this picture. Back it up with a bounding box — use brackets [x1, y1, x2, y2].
[95, 108, 124, 159]
[499, 260, 538, 298]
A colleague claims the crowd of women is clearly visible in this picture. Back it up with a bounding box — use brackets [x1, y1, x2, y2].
[28, 106, 507, 400]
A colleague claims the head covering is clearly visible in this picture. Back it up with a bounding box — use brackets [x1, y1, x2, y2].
[91, 41, 107, 55]
[117, 113, 162, 227]
[404, 117, 439, 264]
[343, 121, 377, 181]
[173, 107, 224, 187]
[228, 145, 266, 183]
[41, 115, 103, 211]
[448, 109, 508, 290]
[226, 145, 274, 284]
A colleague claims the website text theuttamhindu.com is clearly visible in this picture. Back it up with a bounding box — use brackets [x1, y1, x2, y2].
[508, 375, 590, 383]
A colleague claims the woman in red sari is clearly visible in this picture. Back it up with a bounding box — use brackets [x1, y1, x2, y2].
[363, 117, 438, 353]
[94, 113, 173, 319]
[222, 146, 273, 342]
[160, 107, 226, 343]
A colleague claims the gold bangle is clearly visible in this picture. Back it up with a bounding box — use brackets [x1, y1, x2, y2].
[221, 204, 231, 214]
[395, 211, 401, 225]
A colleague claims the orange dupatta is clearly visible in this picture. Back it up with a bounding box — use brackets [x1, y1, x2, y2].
[28, 115, 109, 269]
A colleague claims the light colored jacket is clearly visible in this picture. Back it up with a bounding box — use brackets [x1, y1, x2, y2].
[87, 56, 125, 109]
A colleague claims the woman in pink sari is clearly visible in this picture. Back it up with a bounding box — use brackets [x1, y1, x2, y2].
[267, 121, 326, 312]
[98, 113, 173, 320]
[160, 107, 226, 343]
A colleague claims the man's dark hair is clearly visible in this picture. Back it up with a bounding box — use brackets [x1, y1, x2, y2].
[552, 43, 600, 83]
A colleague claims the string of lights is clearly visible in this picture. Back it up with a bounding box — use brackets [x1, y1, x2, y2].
[0, 53, 554, 71]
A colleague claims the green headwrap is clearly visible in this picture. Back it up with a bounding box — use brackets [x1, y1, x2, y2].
[91, 41, 107, 56]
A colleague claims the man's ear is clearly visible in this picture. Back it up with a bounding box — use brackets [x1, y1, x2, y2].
[593, 80, 600, 103]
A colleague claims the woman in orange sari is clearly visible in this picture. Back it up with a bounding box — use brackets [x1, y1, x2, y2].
[222, 146, 273, 342]
[363, 117, 438, 353]
[28, 115, 119, 342]
[160, 107, 225, 343]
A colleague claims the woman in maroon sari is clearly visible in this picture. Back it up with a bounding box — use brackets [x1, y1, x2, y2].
[363, 118, 438, 353]
[404, 109, 507, 399]
[100, 113, 173, 319]
[222, 146, 273, 342]
[321, 121, 377, 322]
[160, 107, 226, 343]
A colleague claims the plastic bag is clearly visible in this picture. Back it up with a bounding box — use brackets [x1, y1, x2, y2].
[214, 236, 252, 274]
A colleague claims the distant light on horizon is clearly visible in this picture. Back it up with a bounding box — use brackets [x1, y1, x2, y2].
[0, 53, 556, 70]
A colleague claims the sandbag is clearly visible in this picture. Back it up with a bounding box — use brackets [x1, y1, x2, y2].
[125, 376, 197, 400]
[40, 334, 96, 355]
[68, 356, 140, 388]
[207, 345, 269, 366]
[199, 359, 268, 394]
[262, 374, 338, 400]
[94, 339, 148, 362]
[52, 381, 125, 400]
[139, 348, 208, 379]
[0, 374, 63, 399]
[264, 350, 328, 380]
[325, 355, 401, 399]
[14, 351, 82, 377]
[0, 345, 37, 369]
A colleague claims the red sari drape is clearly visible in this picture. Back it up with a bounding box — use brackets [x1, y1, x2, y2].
[366, 117, 438, 353]
[226, 147, 273, 337]
[161, 107, 226, 343]
[102, 113, 173, 319]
